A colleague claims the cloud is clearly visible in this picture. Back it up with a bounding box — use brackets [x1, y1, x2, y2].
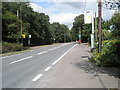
[30, 1, 115, 29]
[30, 2, 80, 28]
[30, 3, 44, 13]
[31, 0, 97, 2]
[29, 3, 54, 15]
[102, 8, 115, 20]
[50, 13, 79, 28]
[55, 2, 83, 9]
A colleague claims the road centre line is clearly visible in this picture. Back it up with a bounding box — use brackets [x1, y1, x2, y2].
[44, 66, 52, 71]
[32, 74, 43, 81]
[10, 56, 33, 64]
[52, 44, 77, 65]
[38, 51, 48, 55]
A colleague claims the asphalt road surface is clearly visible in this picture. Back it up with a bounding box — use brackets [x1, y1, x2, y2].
[2, 42, 76, 88]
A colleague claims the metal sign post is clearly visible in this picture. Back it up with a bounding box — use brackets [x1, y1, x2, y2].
[91, 11, 95, 50]
[84, 11, 95, 50]
[28, 35, 31, 46]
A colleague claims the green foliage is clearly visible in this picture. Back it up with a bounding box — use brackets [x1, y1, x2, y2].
[102, 29, 112, 40]
[102, 20, 110, 30]
[71, 14, 84, 41]
[2, 2, 51, 45]
[2, 10, 21, 42]
[29, 12, 51, 45]
[2, 42, 24, 53]
[50, 23, 71, 43]
[109, 13, 120, 38]
[2, 2, 29, 43]
[71, 14, 92, 42]
[93, 40, 120, 67]
[2, 2, 71, 46]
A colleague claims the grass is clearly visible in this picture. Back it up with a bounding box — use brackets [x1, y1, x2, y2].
[0, 49, 31, 56]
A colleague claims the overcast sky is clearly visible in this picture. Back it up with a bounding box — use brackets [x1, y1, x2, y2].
[29, 0, 115, 29]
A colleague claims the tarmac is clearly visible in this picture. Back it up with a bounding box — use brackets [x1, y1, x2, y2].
[39, 43, 120, 88]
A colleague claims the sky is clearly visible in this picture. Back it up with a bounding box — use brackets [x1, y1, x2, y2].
[29, 0, 115, 29]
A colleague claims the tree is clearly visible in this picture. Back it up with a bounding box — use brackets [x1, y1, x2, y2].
[72, 14, 84, 41]
[2, 3, 21, 43]
[50, 23, 70, 43]
[2, 2, 30, 43]
[109, 12, 120, 38]
[72, 14, 92, 42]
[2, 2, 52, 46]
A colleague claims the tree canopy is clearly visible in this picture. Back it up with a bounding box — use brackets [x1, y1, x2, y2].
[2, 2, 71, 46]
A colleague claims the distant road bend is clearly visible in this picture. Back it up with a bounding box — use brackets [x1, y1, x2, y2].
[2, 42, 77, 88]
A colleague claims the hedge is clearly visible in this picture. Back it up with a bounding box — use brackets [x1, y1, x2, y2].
[1, 42, 29, 53]
[93, 40, 120, 67]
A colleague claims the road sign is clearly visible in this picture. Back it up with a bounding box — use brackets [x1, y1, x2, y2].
[84, 11, 94, 24]
[84, 11, 95, 50]
[91, 34, 94, 49]
[21, 34, 25, 38]
[78, 35, 81, 38]
[29, 35, 31, 38]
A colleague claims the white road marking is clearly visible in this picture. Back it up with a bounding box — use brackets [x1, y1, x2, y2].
[2, 54, 21, 59]
[44, 66, 51, 71]
[32, 74, 43, 81]
[48, 47, 56, 51]
[38, 51, 48, 55]
[56, 46, 60, 49]
[30, 50, 33, 52]
[52, 44, 77, 65]
[10, 56, 33, 64]
[48, 48, 54, 51]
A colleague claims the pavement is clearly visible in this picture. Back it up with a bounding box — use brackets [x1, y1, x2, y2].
[39, 43, 120, 88]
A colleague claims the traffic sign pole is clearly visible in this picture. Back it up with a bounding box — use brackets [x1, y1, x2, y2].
[91, 11, 94, 50]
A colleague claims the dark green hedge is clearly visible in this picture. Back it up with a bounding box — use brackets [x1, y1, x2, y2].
[93, 40, 120, 67]
[1, 42, 29, 53]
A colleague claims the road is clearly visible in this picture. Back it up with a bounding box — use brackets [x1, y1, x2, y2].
[2, 42, 76, 88]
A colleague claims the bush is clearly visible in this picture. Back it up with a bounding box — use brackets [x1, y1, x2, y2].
[2, 42, 29, 53]
[93, 40, 120, 67]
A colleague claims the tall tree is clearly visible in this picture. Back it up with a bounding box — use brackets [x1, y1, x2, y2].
[50, 23, 70, 43]
[109, 12, 120, 38]
[72, 14, 92, 42]
[72, 14, 84, 41]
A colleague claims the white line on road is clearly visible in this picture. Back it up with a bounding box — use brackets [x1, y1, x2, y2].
[52, 44, 77, 65]
[44, 66, 52, 71]
[38, 51, 48, 55]
[32, 74, 43, 81]
[2, 54, 21, 59]
[48, 48, 54, 51]
[10, 56, 33, 64]
[30, 50, 33, 52]
[48, 47, 57, 51]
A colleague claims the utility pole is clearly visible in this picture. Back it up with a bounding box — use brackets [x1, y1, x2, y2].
[98, 0, 102, 53]
[95, 12, 97, 42]
[20, 3, 23, 49]
[20, 3, 22, 35]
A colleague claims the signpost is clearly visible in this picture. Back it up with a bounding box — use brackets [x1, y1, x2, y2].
[84, 11, 95, 51]
[28, 35, 31, 46]
[78, 34, 82, 44]
[21, 34, 25, 38]
[84, 11, 92, 24]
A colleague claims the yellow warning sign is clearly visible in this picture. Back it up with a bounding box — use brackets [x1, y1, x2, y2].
[21, 34, 25, 38]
